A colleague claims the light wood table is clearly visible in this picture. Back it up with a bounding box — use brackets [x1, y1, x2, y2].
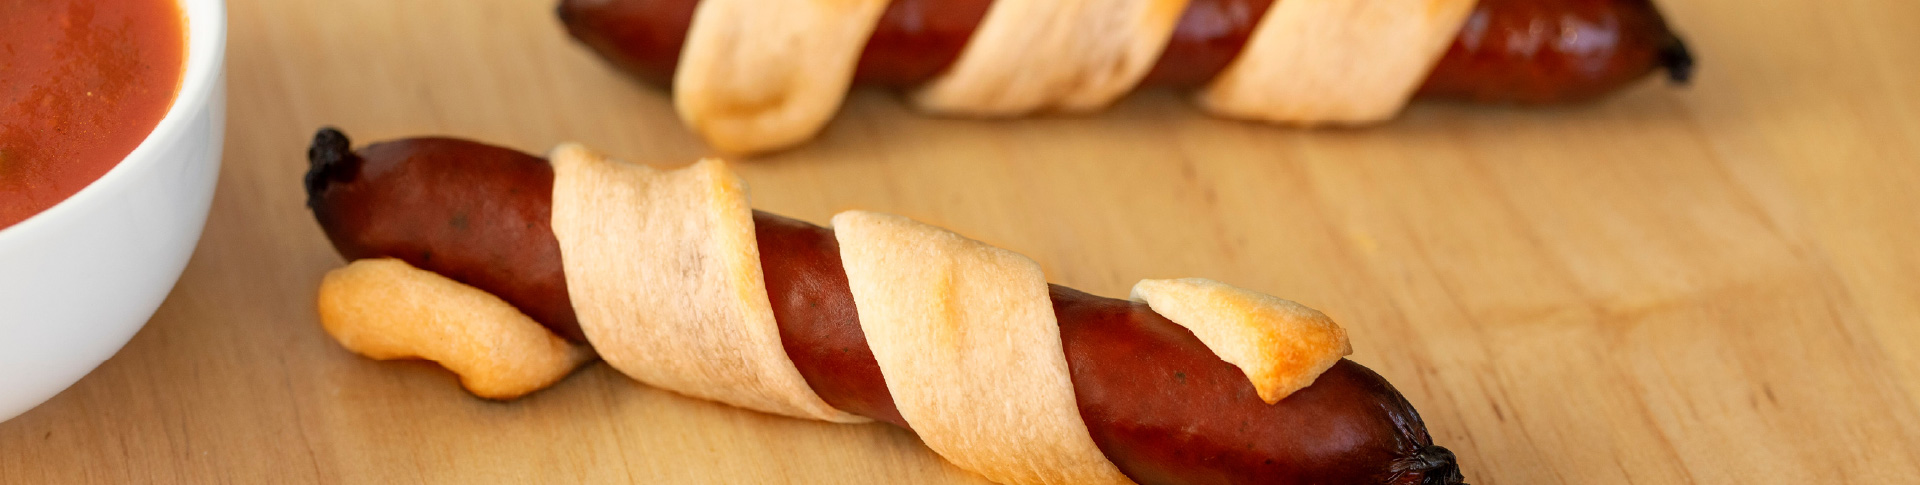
[5, 0, 1918, 482]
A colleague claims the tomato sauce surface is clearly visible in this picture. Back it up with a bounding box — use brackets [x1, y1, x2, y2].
[1, 0, 185, 229]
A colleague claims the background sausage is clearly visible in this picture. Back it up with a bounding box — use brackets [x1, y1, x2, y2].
[557, 0, 1691, 104]
[304, 128, 1468, 484]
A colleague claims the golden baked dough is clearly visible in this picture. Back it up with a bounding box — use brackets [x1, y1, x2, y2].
[550, 144, 862, 423]
[1131, 278, 1352, 403]
[675, 0, 891, 153]
[316, 258, 594, 400]
[834, 210, 1134, 485]
[911, 0, 1191, 116]
[1197, 0, 1478, 123]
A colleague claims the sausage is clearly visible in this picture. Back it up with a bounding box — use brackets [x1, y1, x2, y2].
[304, 127, 1468, 484]
[557, 0, 1691, 105]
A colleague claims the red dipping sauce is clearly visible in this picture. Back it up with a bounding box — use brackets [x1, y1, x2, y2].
[1, 0, 185, 229]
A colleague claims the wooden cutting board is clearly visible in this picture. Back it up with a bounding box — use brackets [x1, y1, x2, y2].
[4, 0, 1918, 482]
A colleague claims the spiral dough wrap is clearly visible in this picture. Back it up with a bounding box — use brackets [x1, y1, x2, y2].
[674, 0, 1477, 153]
[527, 145, 1348, 484]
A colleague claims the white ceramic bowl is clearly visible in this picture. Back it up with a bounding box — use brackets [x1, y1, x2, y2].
[0, 0, 227, 422]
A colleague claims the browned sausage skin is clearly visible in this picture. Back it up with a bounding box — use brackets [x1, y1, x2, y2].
[557, 0, 1691, 105]
[1417, 0, 1694, 103]
[305, 130, 583, 341]
[305, 128, 1468, 485]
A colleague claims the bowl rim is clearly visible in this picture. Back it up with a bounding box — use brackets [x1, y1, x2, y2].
[0, 0, 229, 240]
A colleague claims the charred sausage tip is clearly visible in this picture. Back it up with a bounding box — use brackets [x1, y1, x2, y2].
[306, 127, 359, 209]
[1660, 35, 1696, 85]
[1397, 444, 1467, 485]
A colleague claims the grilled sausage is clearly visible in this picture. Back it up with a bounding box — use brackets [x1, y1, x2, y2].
[304, 128, 1467, 484]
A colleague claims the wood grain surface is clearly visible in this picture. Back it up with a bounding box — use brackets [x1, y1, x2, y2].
[4, 0, 1919, 483]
